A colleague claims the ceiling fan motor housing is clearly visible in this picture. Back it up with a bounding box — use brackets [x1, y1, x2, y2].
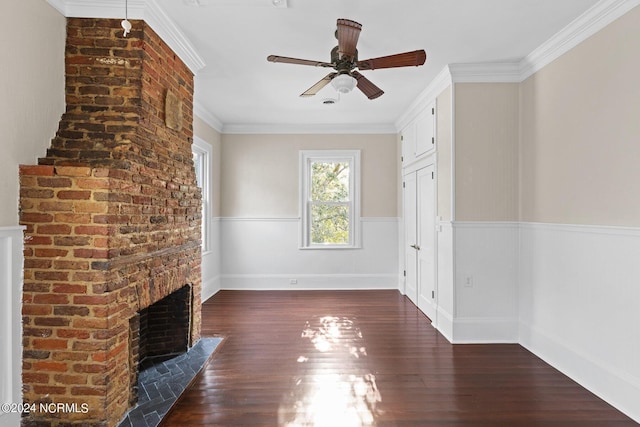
[330, 46, 358, 76]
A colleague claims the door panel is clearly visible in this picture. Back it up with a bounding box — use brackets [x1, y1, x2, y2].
[417, 165, 436, 320]
[403, 172, 418, 306]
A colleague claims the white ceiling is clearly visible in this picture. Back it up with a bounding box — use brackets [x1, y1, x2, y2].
[52, 0, 605, 132]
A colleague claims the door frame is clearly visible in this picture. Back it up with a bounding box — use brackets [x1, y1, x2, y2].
[401, 156, 439, 325]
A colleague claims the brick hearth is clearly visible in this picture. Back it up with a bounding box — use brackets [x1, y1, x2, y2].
[19, 18, 201, 427]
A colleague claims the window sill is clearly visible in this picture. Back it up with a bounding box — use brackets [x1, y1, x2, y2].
[298, 244, 362, 250]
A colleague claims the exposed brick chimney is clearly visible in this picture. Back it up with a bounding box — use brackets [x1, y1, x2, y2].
[19, 18, 202, 427]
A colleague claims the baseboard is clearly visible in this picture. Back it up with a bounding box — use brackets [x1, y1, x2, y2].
[220, 274, 398, 290]
[518, 221, 640, 424]
[433, 306, 454, 342]
[451, 317, 519, 344]
[520, 320, 640, 423]
[201, 275, 221, 302]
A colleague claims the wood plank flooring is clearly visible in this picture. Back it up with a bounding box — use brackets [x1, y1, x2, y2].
[161, 290, 637, 426]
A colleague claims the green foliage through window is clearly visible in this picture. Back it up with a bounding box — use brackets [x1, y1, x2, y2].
[309, 161, 350, 245]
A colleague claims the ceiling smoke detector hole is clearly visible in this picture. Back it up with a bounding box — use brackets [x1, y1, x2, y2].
[322, 97, 338, 105]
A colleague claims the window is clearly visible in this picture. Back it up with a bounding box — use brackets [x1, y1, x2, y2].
[300, 150, 361, 248]
[192, 137, 212, 253]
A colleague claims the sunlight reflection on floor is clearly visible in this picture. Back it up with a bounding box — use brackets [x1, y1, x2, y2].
[278, 316, 382, 427]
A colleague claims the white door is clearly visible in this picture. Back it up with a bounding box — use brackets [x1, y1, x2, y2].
[417, 166, 436, 320]
[403, 165, 436, 320]
[403, 172, 418, 306]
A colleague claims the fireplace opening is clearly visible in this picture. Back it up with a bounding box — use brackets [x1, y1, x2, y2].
[129, 285, 193, 406]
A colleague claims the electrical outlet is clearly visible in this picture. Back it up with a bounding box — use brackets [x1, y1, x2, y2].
[289, 279, 298, 285]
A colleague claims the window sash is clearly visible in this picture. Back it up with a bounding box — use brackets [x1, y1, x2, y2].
[308, 201, 351, 246]
[192, 137, 211, 254]
[300, 150, 360, 249]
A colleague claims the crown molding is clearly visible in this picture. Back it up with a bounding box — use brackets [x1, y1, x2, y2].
[519, 0, 640, 80]
[449, 62, 522, 83]
[193, 101, 224, 133]
[221, 122, 398, 135]
[395, 66, 452, 131]
[46, 0, 205, 74]
[396, 0, 639, 129]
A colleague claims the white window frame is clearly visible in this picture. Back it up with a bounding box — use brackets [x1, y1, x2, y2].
[300, 150, 361, 249]
[192, 137, 212, 254]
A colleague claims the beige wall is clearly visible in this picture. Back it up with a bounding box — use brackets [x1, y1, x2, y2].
[454, 83, 520, 221]
[436, 85, 452, 221]
[520, 5, 640, 227]
[221, 133, 398, 218]
[0, 1, 65, 226]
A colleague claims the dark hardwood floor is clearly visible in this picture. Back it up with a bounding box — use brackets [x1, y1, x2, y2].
[161, 290, 637, 426]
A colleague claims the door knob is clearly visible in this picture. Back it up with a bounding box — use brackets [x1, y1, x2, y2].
[410, 244, 421, 250]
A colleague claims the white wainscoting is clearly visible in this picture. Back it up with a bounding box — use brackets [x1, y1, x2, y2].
[451, 222, 519, 343]
[220, 217, 399, 290]
[434, 221, 454, 341]
[519, 222, 640, 423]
[201, 218, 221, 302]
[0, 226, 24, 427]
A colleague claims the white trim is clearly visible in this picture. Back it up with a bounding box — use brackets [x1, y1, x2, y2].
[449, 62, 522, 83]
[221, 122, 398, 135]
[46, 0, 206, 74]
[0, 226, 25, 427]
[144, 0, 206, 73]
[192, 137, 212, 253]
[452, 317, 519, 344]
[518, 220, 640, 423]
[299, 150, 362, 249]
[201, 275, 221, 302]
[218, 216, 396, 223]
[397, 0, 640, 133]
[520, 319, 640, 423]
[193, 101, 223, 133]
[221, 273, 398, 290]
[395, 66, 451, 131]
[433, 306, 454, 342]
[519, 0, 640, 80]
[519, 220, 640, 236]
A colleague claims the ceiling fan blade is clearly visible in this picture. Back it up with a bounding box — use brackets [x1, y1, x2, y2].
[352, 71, 384, 100]
[336, 19, 362, 60]
[300, 73, 338, 97]
[357, 50, 427, 70]
[267, 55, 334, 68]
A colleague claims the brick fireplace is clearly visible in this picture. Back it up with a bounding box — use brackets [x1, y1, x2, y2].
[19, 18, 202, 427]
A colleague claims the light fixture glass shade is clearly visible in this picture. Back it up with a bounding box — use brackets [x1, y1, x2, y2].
[331, 74, 357, 94]
[121, 19, 132, 37]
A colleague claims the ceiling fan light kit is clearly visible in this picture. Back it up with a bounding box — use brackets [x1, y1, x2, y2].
[271, 0, 288, 8]
[121, 0, 131, 37]
[267, 18, 426, 100]
[331, 73, 357, 94]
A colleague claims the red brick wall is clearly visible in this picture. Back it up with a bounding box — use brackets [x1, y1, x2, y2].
[19, 18, 201, 427]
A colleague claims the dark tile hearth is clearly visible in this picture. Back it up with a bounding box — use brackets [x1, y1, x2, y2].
[118, 337, 222, 427]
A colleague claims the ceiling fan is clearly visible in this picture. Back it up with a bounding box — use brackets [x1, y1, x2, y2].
[267, 19, 427, 100]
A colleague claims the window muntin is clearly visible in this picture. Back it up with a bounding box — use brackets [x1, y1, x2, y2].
[301, 150, 360, 249]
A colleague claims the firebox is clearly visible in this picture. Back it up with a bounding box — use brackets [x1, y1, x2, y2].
[128, 286, 192, 406]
